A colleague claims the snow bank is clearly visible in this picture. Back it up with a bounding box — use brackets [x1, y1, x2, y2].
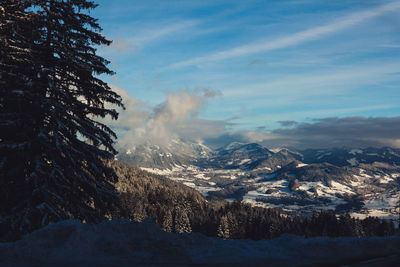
[0, 219, 399, 266]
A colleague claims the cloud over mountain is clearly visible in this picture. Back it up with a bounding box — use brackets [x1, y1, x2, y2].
[105, 86, 400, 149]
[270, 116, 400, 149]
[105, 86, 227, 148]
[204, 116, 400, 149]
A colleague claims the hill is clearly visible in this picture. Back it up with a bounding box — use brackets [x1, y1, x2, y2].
[0, 219, 399, 266]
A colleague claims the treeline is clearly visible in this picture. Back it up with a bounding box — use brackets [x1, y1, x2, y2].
[120, 197, 396, 239]
[112, 161, 396, 240]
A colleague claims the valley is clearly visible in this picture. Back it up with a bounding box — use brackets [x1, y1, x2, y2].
[118, 141, 400, 222]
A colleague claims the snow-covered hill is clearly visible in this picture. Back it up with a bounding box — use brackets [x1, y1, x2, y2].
[1, 219, 399, 266]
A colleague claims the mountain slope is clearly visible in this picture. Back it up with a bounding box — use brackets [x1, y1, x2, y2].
[109, 160, 207, 229]
[1, 219, 398, 266]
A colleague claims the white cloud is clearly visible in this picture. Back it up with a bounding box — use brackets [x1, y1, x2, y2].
[105, 86, 226, 148]
[169, 1, 400, 68]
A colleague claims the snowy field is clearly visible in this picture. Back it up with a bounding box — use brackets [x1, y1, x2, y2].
[1, 220, 399, 266]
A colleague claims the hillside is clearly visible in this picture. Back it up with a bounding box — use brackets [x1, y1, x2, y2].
[110, 160, 209, 233]
[0, 219, 399, 266]
[108, 160, 396, 240]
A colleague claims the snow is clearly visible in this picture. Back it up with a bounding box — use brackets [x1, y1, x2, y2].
[317, 152, 332, 159]
[140, 167, 172, 175]
[183, 182, 196, 188]
[194, 186, 220, 196]
[330, 181, 355, 195]
[253, 166, 272, 171]
[391, 173, 400, 178]
[350, 149, 363, 155]
[296, 163, 308, 168]
[1, 220, 398, 266]
[379, 175, 394, 184]
[169, 177, 193, 183]
[347, 157, 358, 166]
[243, 179, 290, 200]
[358, 169, 373, 178]
[239, 159, 251, 165]
[194, 173, 210, 180]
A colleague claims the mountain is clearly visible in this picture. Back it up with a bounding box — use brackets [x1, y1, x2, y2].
[116, 141, 400, 221]
[301, 147, 400, 166]
[212, 142, 274, 169]
[117, 139, 212, 169]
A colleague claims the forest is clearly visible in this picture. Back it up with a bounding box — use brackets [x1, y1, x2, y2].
[114, 161, 396, 240]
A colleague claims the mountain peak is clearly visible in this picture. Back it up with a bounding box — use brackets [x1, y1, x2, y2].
[224, 142, 247, 151]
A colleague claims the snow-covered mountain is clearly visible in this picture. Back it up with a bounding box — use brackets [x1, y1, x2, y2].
[117, 141, 400, 222]
[117, 139, 213, 169]
[301, 147, 400, 167]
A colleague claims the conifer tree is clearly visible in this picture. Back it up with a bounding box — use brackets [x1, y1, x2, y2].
[173, 206, 191, 233]
[161, 209, 173, 232]
[217, 215, 230, 239]
[0, 0, 123, 239]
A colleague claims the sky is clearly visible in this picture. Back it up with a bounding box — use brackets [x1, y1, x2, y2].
[93, 0, 400, 149]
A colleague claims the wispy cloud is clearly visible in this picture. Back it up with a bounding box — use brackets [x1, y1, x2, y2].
[131, 20, 199, 48]
[379, 44, 400, 48]
[225, 62, 400, 98]
[245, 105, 398, 124]
[108, 20, 200, 52]
[169, 1, 400, 68]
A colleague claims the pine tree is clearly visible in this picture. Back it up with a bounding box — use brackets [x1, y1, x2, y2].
[161, 209, 173, 232]
[0, 0, 123, 239]
[173, 206, 191, 233]
[217, 215, 230, 239]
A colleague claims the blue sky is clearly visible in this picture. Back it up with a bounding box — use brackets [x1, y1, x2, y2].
[93, 0, 400, 148]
